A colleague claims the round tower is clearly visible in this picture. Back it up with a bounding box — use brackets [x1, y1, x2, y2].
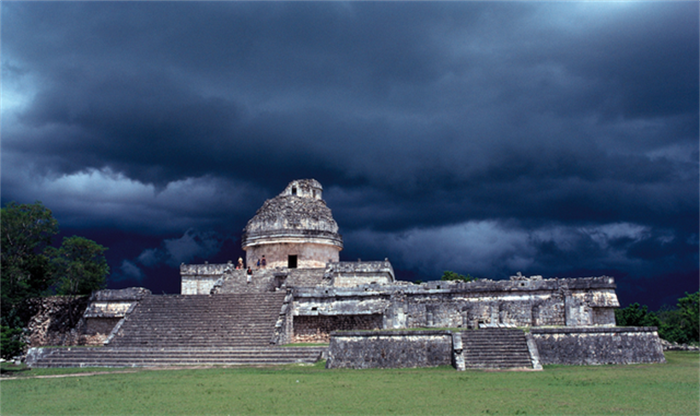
[241, 179, 343, 269]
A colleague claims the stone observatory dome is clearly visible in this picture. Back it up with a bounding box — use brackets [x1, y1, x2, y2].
[241, 179, 343, 269]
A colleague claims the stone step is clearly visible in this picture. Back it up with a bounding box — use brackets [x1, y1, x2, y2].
[108, 292, 287, 349]
[116, 329, 276, 335]
[113, 342, 273, 346]
[111, 339, 278, 346]
[34, 349, 325, 358]
[114, 331, 273, 336]
[464, 351, 530, 357]
[463, 356, 531, 362]
[29, 347, 326, 368]
[118, 324, 274, 328]
[118, 321, 277, 325]
[460, 329, 533, 369]
[76, 354, 323, 360]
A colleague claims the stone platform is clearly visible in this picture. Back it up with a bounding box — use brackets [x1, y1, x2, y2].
[26, 346, 326, 368]
[27, 291, 328, 368]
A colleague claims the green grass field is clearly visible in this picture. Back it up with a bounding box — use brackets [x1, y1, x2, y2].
[1, 352, 697, 415]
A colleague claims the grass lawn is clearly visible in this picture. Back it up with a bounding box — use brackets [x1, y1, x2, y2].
[1, 351, 697, 415]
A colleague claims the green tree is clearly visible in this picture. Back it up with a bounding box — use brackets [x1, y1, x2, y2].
[1, 202, 111, 351]
[616, 292, 699, 345]
[677, 291, 699, 342]
[47, 236, 109, 296]
[656, 308, 685, 344]
[1, 201, 59, 316]
[615, 303, 660, 327]
[441, 271, 477, 282]
[0, 325, 25, 360]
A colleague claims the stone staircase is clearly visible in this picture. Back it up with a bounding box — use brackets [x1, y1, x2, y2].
[26, 346, 327, 368]
[213, 269, 279, 294]
[27, 292, 327, 368]
[461, 328, 534, 369]
[109, 293, 286, 348]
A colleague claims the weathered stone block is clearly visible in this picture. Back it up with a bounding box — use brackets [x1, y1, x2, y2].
[294, 315, 382, 343]
[326, 330, 453, 369]
[531, 326, 666, 365]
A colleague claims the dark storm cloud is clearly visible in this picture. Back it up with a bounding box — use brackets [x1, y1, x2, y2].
[2, 1, 697, 307]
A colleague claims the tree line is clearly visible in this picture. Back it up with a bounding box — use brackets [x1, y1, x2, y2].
[1, 201, 110, 359]
[615, 292, 699, 345]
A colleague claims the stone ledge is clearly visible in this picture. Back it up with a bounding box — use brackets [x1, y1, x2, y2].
[332, 329, 455, 337]
[292, 276, 616, 297]
[90, 287, 151, 301]
[531, 326, 658, 334]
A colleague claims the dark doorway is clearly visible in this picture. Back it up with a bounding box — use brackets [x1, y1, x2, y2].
[288, 255, 298, 268]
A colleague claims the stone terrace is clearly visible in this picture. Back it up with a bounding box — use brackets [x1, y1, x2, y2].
[27, 291, 328, 368]
[109, 293, 286, 347]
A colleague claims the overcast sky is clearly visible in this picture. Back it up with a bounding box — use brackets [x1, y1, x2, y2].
[2, 1, 698, 309]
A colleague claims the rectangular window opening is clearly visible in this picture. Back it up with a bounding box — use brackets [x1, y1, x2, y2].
[288, 255, 298, 269]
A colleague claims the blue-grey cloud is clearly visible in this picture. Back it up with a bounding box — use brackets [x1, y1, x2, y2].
[1, 1, 697, 309]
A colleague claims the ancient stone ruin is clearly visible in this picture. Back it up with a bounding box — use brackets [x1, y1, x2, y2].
[26, 179, 665, 369]
[242, 179, 343, 270]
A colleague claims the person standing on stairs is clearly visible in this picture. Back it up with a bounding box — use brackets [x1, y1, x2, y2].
[247, 266, 253, 284]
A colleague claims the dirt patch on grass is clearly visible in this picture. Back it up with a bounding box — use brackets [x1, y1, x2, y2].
[1, 365, 234, 380]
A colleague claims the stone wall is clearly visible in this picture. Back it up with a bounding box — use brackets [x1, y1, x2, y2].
[328, 260, 395, 287]
[185, 261, 397, 295]
[292, 276, 619, 331]
[531, 326, 666, 365]
[293, 314, 383, 343]
[326, 330, 453, 369]
[25, 296, 92, 347]
[181, 263, 232, 294]
[213, 269, 283, 294]
[245, 241, 340, 270]
[271, 291, 295, 345]
[183, 264, 330, 295]
[285, 268, 328, 287]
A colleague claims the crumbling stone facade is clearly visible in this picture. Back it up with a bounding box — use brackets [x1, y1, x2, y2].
[241, 179, 343, 269]
[24, 296, 92, 348]
[21, 289, 151, 351]
[293, 315, 383, 343]
[328, 260, 395, 287]
[83, 287, 151, 339]
[287, 275, 618, 341]
[181, 262, 234, 295]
